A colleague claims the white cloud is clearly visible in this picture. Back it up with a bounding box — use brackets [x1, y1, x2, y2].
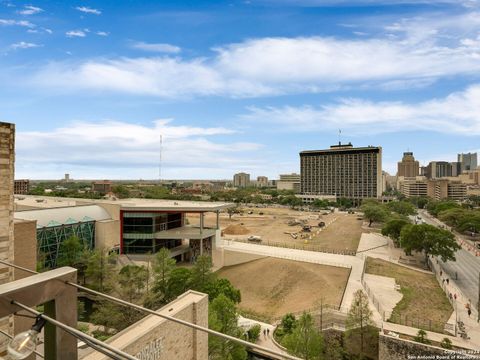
[18, 5, 43, 15]
[26, 13, 480, 98]
[131, 42, 181, 53]
[243, 84, 480, 135]
[96, 31, 109, 36]
[10, 41, 41, 50]
[16, 119, 263, 179]
[66, 30, 86, 38]
[75, 6, 101, 15]
[0, 19, 35, 27]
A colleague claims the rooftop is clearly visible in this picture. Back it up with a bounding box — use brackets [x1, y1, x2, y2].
[14, 205, 112, 228]
[15, 195, 234, 213]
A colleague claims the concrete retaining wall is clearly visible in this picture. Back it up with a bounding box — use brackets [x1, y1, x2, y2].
[379, 334, 476, 360]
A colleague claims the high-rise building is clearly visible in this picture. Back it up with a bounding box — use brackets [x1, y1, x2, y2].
[425, 161, 460, 179]
[0, 122, 14, 353]
[458, 153, 477, 172]
[300, 143, 382, 200]
[233, 172, 250, 188]
[397, 152, 419, 178]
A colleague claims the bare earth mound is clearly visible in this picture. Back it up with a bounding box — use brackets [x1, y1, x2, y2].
[223, 224, 250, 235]
[217, 257, 350, 320]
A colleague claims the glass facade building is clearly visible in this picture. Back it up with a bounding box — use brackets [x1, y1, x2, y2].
[121, 211, 184, 254]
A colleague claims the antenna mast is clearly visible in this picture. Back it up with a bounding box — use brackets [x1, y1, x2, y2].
[338, 129, 342, 145]
[159, 135, 162, 184]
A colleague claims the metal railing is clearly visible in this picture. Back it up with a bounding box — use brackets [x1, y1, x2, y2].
[0, 259, 302, 360]
[224, 237, 357, 256]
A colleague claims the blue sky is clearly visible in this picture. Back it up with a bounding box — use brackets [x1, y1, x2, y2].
[1, 0, 480, 180]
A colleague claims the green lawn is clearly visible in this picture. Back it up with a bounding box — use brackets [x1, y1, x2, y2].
[366, 258, 453, 333]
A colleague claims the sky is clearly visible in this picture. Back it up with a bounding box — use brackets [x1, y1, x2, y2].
[1, 0, 480, 180]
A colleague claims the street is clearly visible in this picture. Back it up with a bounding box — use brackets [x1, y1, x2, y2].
[420, 210, 480, 307]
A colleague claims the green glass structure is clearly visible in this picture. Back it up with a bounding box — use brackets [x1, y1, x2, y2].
[37, 216, 96, 268]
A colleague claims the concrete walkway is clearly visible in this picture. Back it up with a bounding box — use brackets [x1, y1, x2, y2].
[238, 316, 289, 357]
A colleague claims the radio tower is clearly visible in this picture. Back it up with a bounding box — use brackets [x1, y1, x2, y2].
[159, 135, 162, 184]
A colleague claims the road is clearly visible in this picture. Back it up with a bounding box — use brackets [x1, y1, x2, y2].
[420, 210, 480, 306]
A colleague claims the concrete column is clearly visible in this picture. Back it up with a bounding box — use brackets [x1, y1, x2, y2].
[200, 238, 203, 256]
[216, 211, 219, 230]
[200, 213, 204, 234]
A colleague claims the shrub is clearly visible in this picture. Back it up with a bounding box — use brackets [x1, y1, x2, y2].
[441, 337, 452, 349]
[247, 324, 262, 343]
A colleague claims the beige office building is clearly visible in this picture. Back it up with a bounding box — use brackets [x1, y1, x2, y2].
[399, 177, 466, 201]
[233, 172, 250, 188]
[256, 176, 268, 187]
[300, 143, 382, 200]
[277, 173, 301, 193]
[0, 122, 15, 353]
[397, 152, 419, 178]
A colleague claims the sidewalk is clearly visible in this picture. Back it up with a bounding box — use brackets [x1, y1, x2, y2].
[430, 258, 480, 349]
[383, 322, 478, 351]
[238, 316, 289, 356]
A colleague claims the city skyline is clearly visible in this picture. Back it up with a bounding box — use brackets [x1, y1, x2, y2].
[1, 0, 480, 179]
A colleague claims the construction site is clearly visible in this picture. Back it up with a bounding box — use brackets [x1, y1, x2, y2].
[189, 205, 365, 254]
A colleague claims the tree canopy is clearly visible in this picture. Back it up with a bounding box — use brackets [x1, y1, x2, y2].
[399, 223, 460, 266]
[282, 312, 324, 360]
[208, 294, 248, 360]
[345, 290, 375, 357]
[381, 218, 410, 245]
[361, 203, 389, 227]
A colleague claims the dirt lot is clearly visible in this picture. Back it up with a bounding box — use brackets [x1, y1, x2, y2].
[366, 258, 453, 332]
[189, 206, 364, 252]
[216, 257, 350, 321]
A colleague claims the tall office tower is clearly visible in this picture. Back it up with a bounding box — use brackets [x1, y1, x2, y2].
[233, 172, 250, 188]
[0, 122, 15, 353]
[300, 143, 382, 200]
[458, 152, 478, 172]
[397, 152, 419, 178]
[425, 161, 454, 179]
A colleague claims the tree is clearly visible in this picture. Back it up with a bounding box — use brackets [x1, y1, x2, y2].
[441, 337, 452, 349]
[247, 324, 261, 343]
[191, 255, 216, 292]
[56, 236, 84, 267]
[204, 278, 241, 304]
[387, 201, 417, 216]
[361, 203, 388, 227]
[427, 200, 460, 216]
[280, 313, 297, 334]
[85, 249, 116, 292]
[118, 265, 148, 304]
[345, 290, 373, 356]
[414, 329, 430, 344]
[282, 312, 324, 360]
[152, 248, 176, 299]
[227, 205, 240, 220]
[408, 196, 430, 209]
[112, 185, 130, 199]
[399, 224, 461, 267]
[208, 294, 247, 360]
[437, 208, 468, 228]
[381, 218, 410, 245]
[166, 267, 193, 300]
